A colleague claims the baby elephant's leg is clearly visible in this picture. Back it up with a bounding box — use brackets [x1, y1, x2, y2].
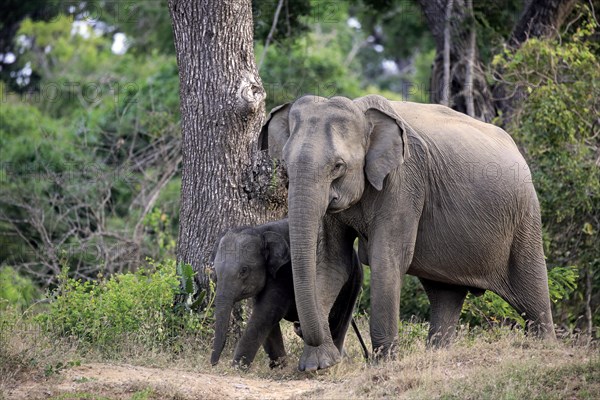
[263, 324, 287, 368]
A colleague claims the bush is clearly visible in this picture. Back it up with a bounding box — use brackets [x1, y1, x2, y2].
[359, 264, 578, 332]
[0, 266, 40, 310]
[37, 260, 212, 350]
[493, 5, 599, 332]
[462, 266, 579, 329]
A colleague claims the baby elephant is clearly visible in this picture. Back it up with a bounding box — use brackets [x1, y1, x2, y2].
[210, 219, 363, 368]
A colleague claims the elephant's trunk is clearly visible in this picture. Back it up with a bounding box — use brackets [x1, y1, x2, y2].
[288, 176, 328, 347]
[211, 292, 234, 366]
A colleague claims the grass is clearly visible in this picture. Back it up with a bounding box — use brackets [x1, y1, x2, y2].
[1, 308, 598, 399]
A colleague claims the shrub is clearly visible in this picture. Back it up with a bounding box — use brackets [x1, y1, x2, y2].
[462, 266, 579, 328]
[37, 260, 213, 350]
[493, 5, 599, 332]
[0, 266, 40, 310]
[359, 265, 578, 333]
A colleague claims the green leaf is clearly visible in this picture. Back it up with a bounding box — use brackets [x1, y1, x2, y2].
[582, 222, 595, 236]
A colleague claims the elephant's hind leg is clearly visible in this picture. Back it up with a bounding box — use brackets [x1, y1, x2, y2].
[329, 256, 363, 353]
[498, 221, 555, 339]
[420, 278, 468, 348]
[263, 324, 287, 368]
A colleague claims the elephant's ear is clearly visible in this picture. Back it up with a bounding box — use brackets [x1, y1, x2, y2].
[258, 103, 291, 160]
[210, 230, 228, 264]
[262, 231, 290, 278]
[364, 107, 410, 191]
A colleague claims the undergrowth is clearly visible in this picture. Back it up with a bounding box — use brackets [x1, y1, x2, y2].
[0, 260, 597, 399]
[35, 259, 212, 352]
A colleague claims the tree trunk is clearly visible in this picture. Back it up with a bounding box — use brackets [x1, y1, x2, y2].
[508, 0, 577, 47]
[417, 0, 577, 123]
[464, 0, 476, 118]
[441, 0, 454, 107]
[494, 0, 577, 119]
[584, 265, 593, 342]
[418, 0, 495, 122]
[168, 0, 287, 303]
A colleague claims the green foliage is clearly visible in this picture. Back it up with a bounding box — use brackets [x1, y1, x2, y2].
[493, 5, 600, 330]
[463, 291, 526, 328]
[462, 266, 579, 328]
[253, 0, 311, 43]
[547, 266, 579, 303]
[472, 0, 522, 63]
[143, 208, 177, 259]
[37, 260, 211, 349]
[257, 8, 363, 109]
[355, 265, 370, 316]
[0, 266, 40, 310]
[399, 275, 430, 321]
[174, 260, 216, 319]
[356, 0, 434, 59]
[258, 1, 419, 110]
[352, 0, 435, 99]
[1, 15, 181, 282]
[396, 319, 429, 350]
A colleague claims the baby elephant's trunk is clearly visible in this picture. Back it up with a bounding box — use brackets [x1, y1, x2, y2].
[211, 294, 234, 366]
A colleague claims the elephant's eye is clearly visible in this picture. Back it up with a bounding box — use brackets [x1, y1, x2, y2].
[239, 265, 249, 278]
[332, 160, 346, 175]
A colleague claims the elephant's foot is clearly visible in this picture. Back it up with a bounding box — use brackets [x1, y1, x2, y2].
[426, 329, 455, 349]
[371, 339, 397, 362]
[293, 321, 303, 338]
[298, 341, 341, 372]
[232, 354, 255, 371]
[269, 356, 287, 369]
[232, 358, 250, 371]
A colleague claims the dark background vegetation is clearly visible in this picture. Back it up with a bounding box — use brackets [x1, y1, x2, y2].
[1, 0, 598, 350]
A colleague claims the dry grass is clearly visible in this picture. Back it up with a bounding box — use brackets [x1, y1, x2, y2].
[2, 315, 598, 399]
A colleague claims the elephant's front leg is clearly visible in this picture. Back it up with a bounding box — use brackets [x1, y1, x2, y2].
[298, 269, 347, 371]
[298, 221, 355, 372]
[369, 227, 418, 359]
[233, 298, 288, 368]
[369, 250, 402, 358]
[232, 319, 273, 369]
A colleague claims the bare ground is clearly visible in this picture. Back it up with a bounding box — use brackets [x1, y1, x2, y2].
[2, 322, 599, 400]
[6, 362, 329, 399]
[4, 337, 599, 400]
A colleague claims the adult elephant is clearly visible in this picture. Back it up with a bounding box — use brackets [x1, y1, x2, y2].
[259, 94, 555, 372]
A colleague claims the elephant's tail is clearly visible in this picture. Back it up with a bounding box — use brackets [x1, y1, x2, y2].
[351, 318, 369, 362]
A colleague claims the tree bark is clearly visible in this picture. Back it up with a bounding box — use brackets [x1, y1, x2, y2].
[168, 0, 287, 302]
[494, 0, 577, 119]
[509, 0, 577, 47]
[418, 0, 577, 123]
[464, 0, 475, 118]
[584, 265, 593, 341]
[417, 0, 495, 122]
[441, 0, 454, 107]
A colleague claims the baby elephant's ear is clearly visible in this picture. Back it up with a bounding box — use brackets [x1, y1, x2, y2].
[262, 231, 290, 278]
[210, 231, 228, 264]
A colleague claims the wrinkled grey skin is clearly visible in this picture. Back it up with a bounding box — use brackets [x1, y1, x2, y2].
[259, 94, 555, 372]
[210, 219, 363, 369]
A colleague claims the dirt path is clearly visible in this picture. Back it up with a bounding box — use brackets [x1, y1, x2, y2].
[7, 363, 332, 400]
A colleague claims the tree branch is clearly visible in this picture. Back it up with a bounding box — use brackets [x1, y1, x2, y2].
[509, 0, 577, 48]
[442, 0, 454, 106]
[258, 0, 284, 71]
[464, 0, 475, 117]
